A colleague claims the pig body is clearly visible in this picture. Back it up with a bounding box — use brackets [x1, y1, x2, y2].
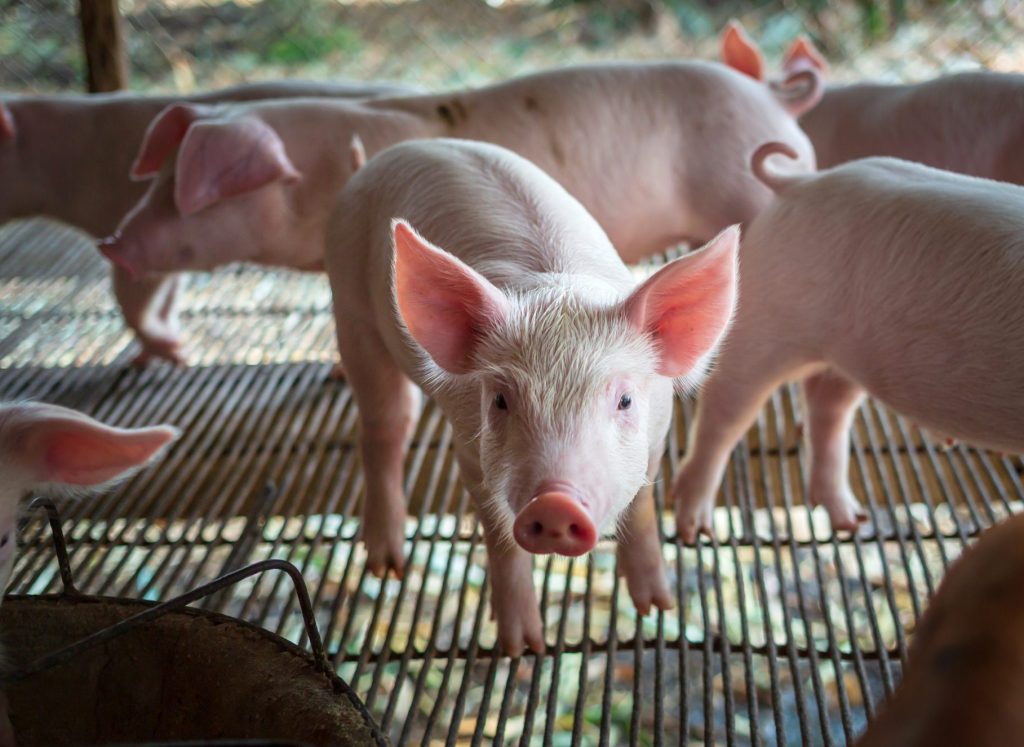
[0, 80, 416, 236]
[856, 513, 1024, 747]
[674, 148, 1024, 540]
[105, 59, 816, 363]
[323, 139, 738, 654]
[800, 72, 1024, 183]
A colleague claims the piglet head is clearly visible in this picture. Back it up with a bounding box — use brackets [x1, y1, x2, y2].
[0, 402, 177, 592]
[393, 220, 739, 556]
[99, 104, 302, 277]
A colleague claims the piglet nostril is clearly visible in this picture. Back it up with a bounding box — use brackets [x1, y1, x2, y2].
[529, 521, 544, 537]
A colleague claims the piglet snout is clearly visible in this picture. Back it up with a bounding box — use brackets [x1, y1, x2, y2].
[513, 491, 597, 556]
[97, 233, 139, 278]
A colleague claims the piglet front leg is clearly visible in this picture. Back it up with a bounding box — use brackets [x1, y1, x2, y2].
[110, 267, 187, 366]
[617, 457, 673, 615]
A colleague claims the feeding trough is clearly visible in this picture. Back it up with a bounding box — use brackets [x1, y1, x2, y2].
[0, 502, 384, 747]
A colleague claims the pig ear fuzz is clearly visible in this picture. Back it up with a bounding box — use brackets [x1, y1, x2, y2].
[392, 219, 509, 375]
[5, 404, 178, 489]
[623, 225, 739, 380]
[131, 103, 202, 181]
[720, 20, 765, 81]
[174, 118, 300, 217]
[0, 103, 14, 140]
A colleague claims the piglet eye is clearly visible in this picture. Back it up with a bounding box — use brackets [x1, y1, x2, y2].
[618, 394, 632, 411]
[495, 392, 508, 411]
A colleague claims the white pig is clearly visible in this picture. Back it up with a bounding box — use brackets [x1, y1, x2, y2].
[323, 138, 738, 654]
[0, 401, 178, 745]
[101, 58, 817, 364]
[674, 143, 1024, 541]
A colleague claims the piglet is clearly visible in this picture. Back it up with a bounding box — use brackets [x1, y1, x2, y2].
[855, 513, 1024, 746]
[674, 144, 1024, 541]
[323, 138, 738, 654]
[101, 56, 816, 364]
[0, 401, 178, 745]
[99, 98, 421, 364]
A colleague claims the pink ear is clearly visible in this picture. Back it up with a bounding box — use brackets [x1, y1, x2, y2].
[173, 117, 300, 217]
[782, 35, 829, 76]
[11, 405, 178, 488]
[623, 225, 739, 378]
[770, 68, 825, 118]
[0, 102, 14, 140]
[131, 104, 202, 181]
[392, 219, 508, 374]
[720, 20, 765, 81]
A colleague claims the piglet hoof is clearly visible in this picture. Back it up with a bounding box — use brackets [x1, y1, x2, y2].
[810, 487, 867, 533]
[363, 535, 406, 580]
[494, 607, 546, 657]
[327, 360, 347, 382]
[361, 514, 407, 579]
[131, 338, 188, 368]
[675, 507, 713, 545]
[617, 542, 674, 615]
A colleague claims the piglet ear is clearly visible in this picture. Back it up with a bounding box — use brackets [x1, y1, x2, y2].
[623, 226, 739, 381]
[0, 102, 14, 140]
[720, 20, 765, 81]
[392, 219, 508, 375]
[8, 404, 178, 488]
[131, 103, 202, 181]
[782, 34, 829, 76]
[174, 117, 300, 217]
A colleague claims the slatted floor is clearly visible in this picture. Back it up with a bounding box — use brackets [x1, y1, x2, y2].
[2, 219, 1022, 746]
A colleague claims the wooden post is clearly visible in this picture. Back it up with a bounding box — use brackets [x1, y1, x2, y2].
[78, 0, 128, 93]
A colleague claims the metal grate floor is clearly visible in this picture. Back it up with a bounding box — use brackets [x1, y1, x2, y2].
[2, 219, 1022, 746]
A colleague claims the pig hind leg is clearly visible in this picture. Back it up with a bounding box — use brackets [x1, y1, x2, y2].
[673, 334, 806, 543]
[801, 369, 867, 531]
[338, 325, 418, 578]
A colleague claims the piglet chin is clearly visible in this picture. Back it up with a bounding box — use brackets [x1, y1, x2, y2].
[513, 486, 598, 557]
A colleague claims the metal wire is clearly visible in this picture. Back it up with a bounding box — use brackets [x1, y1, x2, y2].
[2, 221, 1022, 744]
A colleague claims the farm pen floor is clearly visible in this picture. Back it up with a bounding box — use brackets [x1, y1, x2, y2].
[2, 219, 1021, 746]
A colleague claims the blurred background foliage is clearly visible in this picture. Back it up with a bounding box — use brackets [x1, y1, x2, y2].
[1, 0, 1019, 94]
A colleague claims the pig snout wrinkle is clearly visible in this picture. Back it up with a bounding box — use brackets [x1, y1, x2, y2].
[513, 491, 598, 556]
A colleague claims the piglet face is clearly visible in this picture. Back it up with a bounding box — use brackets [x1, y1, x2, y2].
[99, 104, 301, 277]
[393, 220, 739, 556]
[0, 402, 178, 594]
